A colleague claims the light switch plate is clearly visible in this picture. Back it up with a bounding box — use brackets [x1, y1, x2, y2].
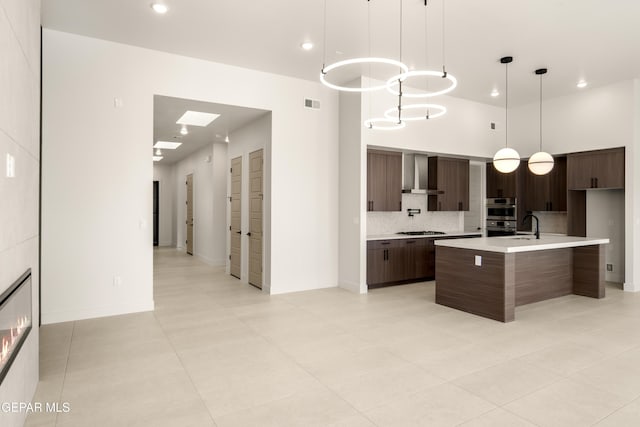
[6, 153, 15, 178]
[475, 255, 482, 266]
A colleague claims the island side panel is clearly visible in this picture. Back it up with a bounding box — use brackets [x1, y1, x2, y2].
[573, 244, 606, 298]
[514, 248, 574, 306]
[435, 246, 515, 322]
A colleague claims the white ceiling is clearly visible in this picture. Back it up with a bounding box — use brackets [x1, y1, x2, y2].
[153, 96, 268, 164]
[42, 0, 640, 107]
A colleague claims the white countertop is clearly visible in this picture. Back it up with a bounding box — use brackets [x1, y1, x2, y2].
[367, 231, 482, 241]
[435, 234, 609, 253]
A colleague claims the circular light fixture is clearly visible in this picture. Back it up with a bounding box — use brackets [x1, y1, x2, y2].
[528, 151, 555, 175]
[155, 148, 162, 156]
[383, 104, 446, 121]
[385, 70, 457, 98]
[150, 3, 168, 14]
[576, 80, 588, 88]
[493, 147, 520, 173]
[363, 118, 406, 131]
[301, 42, 314, 51]
[180, 125, 188, 135]
[491, 89, 500, 97]
[320, 58, 409, 92]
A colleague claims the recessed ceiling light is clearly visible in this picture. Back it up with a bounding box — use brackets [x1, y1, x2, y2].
[224, 135, 230, 143]
[577, 80, 588, 88]
[301, 42, 314, 51]
[153, 156, 164, 161]
[180, 124, 188, 135]
[155, 148, 162, 156]
[176, 111, 220, 127]
[491, 89, 500, 97]
[154, 141, 182, 149]
[150, 3, 168, 14]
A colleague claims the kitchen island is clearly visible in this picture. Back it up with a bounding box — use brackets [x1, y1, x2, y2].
[434, 235, 609, 322]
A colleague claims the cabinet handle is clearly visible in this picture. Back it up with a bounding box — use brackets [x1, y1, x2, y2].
[380, 241, 391, 245]
[590, 177, 594, 188]
[458, 201, 463, 211]
[595, 177, 598, 188]
[406, 240, 416, 244]
[549, 201, 552, 211]
[399, 201, 402, 211]
[384, 249, 388, 261]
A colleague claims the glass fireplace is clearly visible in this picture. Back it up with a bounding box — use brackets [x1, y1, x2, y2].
[0, 269, 32, 385]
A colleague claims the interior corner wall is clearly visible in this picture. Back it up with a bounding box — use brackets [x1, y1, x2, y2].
[227, 113, 271, 289]
[153, 164, 176, 246]
[628, 78, 640, 291]
[338, 90, 366, 293]
[174, 144, 227, 266]
[0, 0, 41, 424]
[42, 29, 338, 312]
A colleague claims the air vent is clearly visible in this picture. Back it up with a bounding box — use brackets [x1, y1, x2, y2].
[304, 98, 320, 109]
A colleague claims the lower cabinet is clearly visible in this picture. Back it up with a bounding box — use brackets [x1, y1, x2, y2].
[367, 236, 479, 288]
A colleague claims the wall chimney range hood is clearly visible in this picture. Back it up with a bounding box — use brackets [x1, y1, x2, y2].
[403, 153, 429, 194]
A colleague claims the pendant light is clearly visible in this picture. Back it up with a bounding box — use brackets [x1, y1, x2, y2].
[320, 0, 407, 93]
[528, 68, 554, 175]
[493, 56, 520, 174]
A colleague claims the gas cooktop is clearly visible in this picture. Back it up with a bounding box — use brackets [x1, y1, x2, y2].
[396, 231, 446, 236]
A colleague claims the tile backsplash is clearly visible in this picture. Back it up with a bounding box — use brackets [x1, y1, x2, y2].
[530, 211, 568, 234]
[367, 194, 464, 235]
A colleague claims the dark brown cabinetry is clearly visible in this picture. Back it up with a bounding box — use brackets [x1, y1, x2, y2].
[567, 148, 624, 190]
[428, 157, 469, 211]
[523, 156, 567, 212]
[486, 163, 518, 198]
[367, 150, 402, 211]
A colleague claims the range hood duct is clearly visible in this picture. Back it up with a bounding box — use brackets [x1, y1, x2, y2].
[403, 153, 429, 194]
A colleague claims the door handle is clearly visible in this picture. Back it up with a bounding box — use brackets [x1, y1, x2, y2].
[236, 231, 241, 234]
[246, 232, 252, 236]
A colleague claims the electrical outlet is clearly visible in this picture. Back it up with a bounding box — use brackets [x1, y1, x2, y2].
[606, 264, 613, 272]
[475, 255, 482, 266]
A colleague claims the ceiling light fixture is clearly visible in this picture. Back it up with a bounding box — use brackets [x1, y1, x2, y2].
[528, 68, 554, 175]
[319, 0, 407, 93]
[153, 156, 163, 162]
[176, 111, 220, 127]
[576, 80, 588, 88]
[384, 103, 446, 121]
[493, 56, 520, 174]
[386, 0, 457, 100]
[364, 118, 407, 131]
[180, 124, 188, 135]
[224, 134, 230, 143]
[155, 148, 162, 156]
[301, 41, 314, 51]
[150, 3, 168, 14]
[154, 141, 182, 150]
[491, 89, 500, 97]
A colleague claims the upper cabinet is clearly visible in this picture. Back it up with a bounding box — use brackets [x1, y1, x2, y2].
[567, 147, 625, 190]
[428, 157, 469, 211]
[523, 156, 567, 212]
[367, 149, 402, 212]
[486, 162, 518, 198]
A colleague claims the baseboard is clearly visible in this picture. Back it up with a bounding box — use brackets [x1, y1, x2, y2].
[624, 282, 639, 292]
[41, 299, 155, 324]
[339, 280, 363, 294]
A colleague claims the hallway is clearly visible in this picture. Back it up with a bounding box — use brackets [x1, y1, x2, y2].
[27, 248, 640, 426]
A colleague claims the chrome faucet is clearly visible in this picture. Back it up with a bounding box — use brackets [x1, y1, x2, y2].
[522, 213, 540, 239]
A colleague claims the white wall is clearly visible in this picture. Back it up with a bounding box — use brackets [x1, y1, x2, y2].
[227, 113, 271, 288]
[0, 0, 40, 424]
[42, 29, 339, 317]
[174, 143, 227, 266]
[587, 190, 625, 283]
[153, 164, 175, 246]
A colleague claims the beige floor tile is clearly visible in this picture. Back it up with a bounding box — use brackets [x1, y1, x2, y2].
[459, 408, 536, 426]
[364, 383, 495, 426]
[505, 378, 628, 427]
[453, 359, 562, 405]
[568, 351, 640, 401]
[519, 341, 607, 375]
[416, 342, 511, 381]
[595, 398, 640, 426]
[328, 363, 445, 412]
[212, 387, 358, 427]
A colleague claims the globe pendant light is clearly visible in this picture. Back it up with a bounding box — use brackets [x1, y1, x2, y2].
[528, 68, 554, 175]
[493, 56, 520, 174]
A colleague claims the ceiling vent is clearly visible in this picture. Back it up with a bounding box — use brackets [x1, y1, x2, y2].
[304, 98, 320, 110]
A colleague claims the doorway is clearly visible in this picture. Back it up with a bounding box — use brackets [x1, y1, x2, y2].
[230, 157, 242, 278]
[153, 181, 159, 246]
[186, 174, 194, 255]
[248, 149, 264, 288]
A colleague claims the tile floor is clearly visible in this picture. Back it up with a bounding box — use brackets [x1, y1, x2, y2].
[26, 248, 640, 426]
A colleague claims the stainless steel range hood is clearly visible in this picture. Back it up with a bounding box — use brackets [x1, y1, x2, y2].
[403, 153, 429, 194]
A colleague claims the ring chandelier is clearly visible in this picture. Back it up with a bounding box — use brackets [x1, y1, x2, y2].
[384, 103, 447, 121]
[320, 58, 408, 93]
